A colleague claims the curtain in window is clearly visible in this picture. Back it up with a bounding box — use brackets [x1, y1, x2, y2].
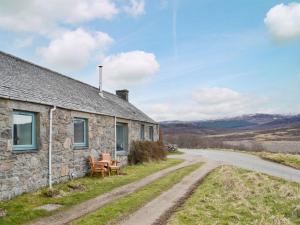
[117, 123, 128, 151]
[74, 119, 85, 144]
[13, 114, 33, 145]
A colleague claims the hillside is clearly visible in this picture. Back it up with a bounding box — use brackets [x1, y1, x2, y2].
[161, 114, 300, 136]
[161, 114, 300, 153]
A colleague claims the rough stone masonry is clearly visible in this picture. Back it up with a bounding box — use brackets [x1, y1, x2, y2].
[0, 99, 158, 201]
[0, 51, 159, 201]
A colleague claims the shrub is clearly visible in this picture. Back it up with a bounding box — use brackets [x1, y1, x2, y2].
[158, 128, 164, 145]
[128, 141, 167, 164]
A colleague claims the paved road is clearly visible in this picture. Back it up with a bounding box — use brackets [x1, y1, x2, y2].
[181, 149, 300, 182]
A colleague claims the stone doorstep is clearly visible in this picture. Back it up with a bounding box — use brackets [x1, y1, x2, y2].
[35, 204, 63, 212]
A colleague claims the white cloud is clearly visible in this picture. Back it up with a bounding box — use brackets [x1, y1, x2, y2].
[102, 51, 160, 88]
[192, 87, 241, 104]
[140, 87, 270, 121]
[124, 0, 145, 17]
[264, 3, 300, 40]
[64, 0, 119, 22]
[14, 36, 34, 49]
[38, 28, 113, 71]
[0, 0, 119, 35]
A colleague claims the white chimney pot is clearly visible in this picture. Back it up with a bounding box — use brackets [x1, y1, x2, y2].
[98, 65, 103, 97]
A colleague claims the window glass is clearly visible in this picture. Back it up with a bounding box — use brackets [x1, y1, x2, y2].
[13, 111, 36, 151]
[74, 118, 88, 147]
[117, 123, 128, 151]
[140, 124, 145, 140]
[149, 126, 154, 141]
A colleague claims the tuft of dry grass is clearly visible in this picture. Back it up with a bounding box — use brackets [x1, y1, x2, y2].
[257, 152, 300, 170]
[167, 166, 300, 225]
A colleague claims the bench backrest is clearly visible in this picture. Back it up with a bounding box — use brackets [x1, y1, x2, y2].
[101, 153, 111, 162]
[88, 155, 95, 166]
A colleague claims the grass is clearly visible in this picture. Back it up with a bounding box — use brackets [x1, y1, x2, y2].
[167, 165, 300, 225]
[255, 152, 300, 170]
[167, 150, 184, 155]
[71, 163, 203, 225]
[0, 159, 182, 225]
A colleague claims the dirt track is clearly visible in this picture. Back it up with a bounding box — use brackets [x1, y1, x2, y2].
[29, 156, 202, 225]
[118, 161, 220, 225]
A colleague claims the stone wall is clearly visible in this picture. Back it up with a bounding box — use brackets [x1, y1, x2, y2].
[0, 99, 159, 201]
[0, 100, 50, 200]
[129, 120, 159, 142]
[116, 119, 159, 165]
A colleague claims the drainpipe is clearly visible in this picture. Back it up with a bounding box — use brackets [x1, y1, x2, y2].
[157, 124, 160, 142]
[49, 106, 56, 189]
[114, 116, 117, 160]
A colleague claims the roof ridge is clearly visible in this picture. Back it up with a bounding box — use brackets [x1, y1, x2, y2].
[0, 50, 116, 96]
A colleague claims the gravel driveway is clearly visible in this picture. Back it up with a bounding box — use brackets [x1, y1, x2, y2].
[181, 149, 300, 182]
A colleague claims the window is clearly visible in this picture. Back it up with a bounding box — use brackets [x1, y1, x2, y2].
[116, 123, 128, 152]
[74, 118, 88, 148]
[13, 111, 37, 151]
[140, 124, 145, 140]
[149, 126, 154, 141]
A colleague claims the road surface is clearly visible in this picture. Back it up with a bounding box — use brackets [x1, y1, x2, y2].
[181, 149, 300, 182]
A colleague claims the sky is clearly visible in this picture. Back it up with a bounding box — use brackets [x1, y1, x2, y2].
[0, 0, 300, 121]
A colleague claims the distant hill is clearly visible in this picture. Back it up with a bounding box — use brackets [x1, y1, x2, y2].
[160, 114, 300, 135]
[161, 114, 300, 152]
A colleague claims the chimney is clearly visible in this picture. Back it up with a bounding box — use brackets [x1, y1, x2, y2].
[116, 89, 129, 101]
[98, 65, 103, 97]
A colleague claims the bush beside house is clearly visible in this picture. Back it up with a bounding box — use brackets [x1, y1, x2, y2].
[128, 141, 167, 164]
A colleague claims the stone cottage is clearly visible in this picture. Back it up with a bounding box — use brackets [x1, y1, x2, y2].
[0, 51, 159, 201]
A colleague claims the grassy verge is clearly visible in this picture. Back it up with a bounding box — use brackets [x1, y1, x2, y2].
[71, 163, 203, 225]
[221, 149, 300, 170]
[199, 148, 300, 170]
[167, 165, 300, 225]
[167, 150, 184, 155]
[0, 159, 182, 225]
[255, 152, 300, 170]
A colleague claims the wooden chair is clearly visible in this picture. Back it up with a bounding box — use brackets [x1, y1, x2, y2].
[88, 155, 108, 178]
[100, 153, 121, 176]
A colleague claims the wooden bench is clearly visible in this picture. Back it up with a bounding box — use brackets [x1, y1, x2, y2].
[100, 153, 121, 176]
[88, 155, 108, 178]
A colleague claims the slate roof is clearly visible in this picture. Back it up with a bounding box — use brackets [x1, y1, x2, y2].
[0, 51, 156, 124]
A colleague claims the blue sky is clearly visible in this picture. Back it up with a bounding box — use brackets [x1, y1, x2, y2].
[0, 0, 300, 121]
